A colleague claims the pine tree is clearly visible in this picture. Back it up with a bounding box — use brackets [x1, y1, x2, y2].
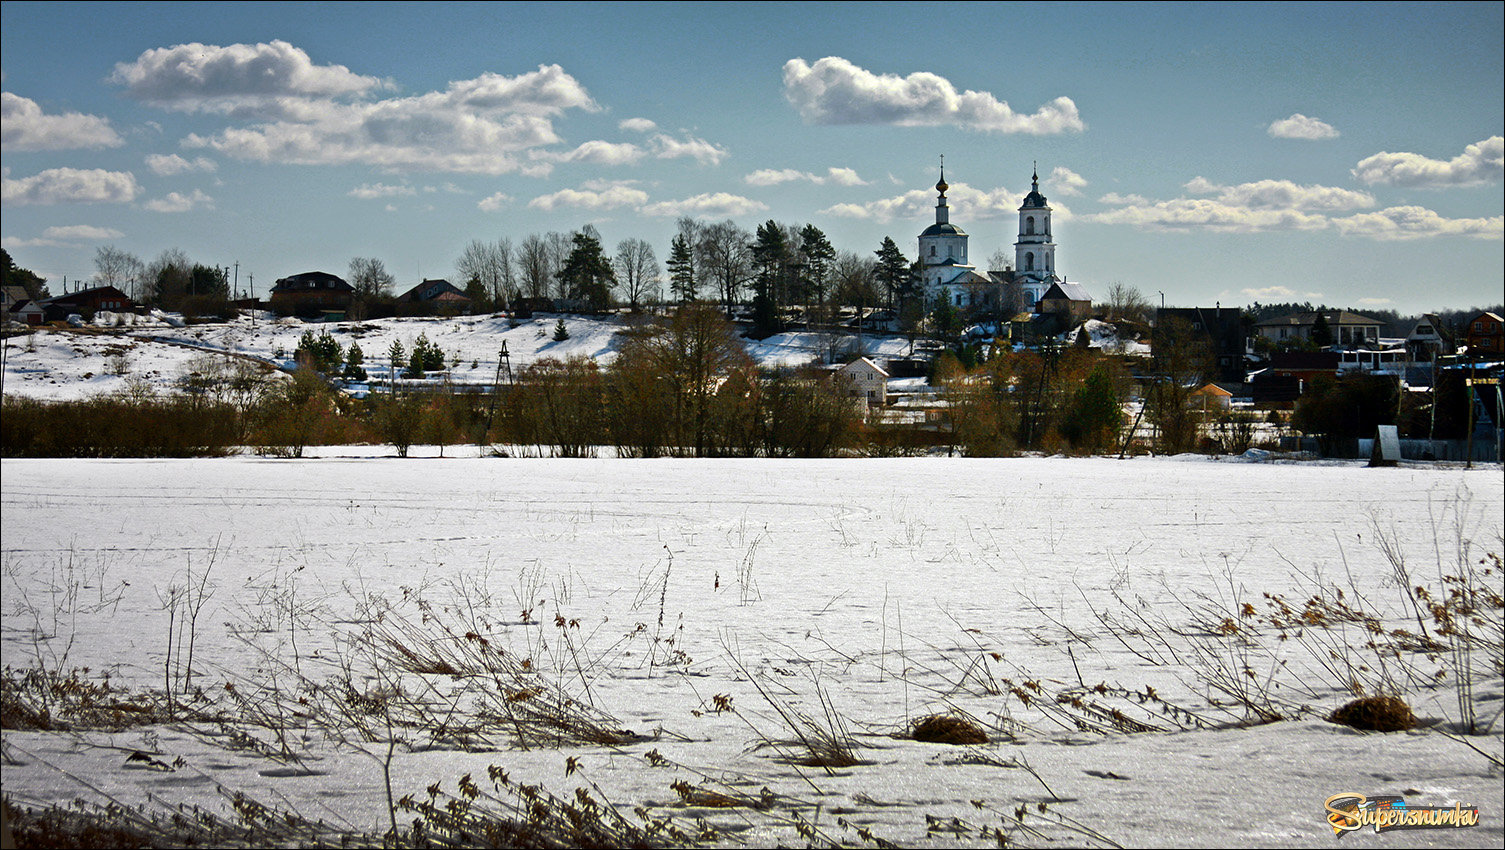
[665, 234, 696, 302]
[797, 224, 835, 306]
[342, 342, 367, 381]
[873, 237, 911, 309]
[556, 230, 617, 310]
[553, 318, 570, 341]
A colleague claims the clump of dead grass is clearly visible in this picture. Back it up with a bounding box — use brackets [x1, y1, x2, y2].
[911, 713, 988, 745]
[1328, 695, 1416, 732]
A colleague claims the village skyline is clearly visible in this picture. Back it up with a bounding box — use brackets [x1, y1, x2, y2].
[2, 2, 1501, 313]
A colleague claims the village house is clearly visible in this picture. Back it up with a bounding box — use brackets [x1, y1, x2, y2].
[398, 278, 472, 313]
[837, 357, 890, 407]
[1464, 311, 1503, 357]
[269, 271, 354, 318]
[37, 286, 138, 322]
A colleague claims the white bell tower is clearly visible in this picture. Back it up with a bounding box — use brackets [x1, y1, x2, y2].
[1013, 165, 1056, 307]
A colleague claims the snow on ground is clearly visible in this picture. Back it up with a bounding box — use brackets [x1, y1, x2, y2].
[3, 314, 929, 401]
[2, 455, 1500, 847]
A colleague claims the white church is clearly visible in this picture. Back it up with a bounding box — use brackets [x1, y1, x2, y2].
[918, 163, 1089, 317]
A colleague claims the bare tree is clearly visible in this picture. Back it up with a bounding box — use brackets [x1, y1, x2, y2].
[348, 257, 395, 300]
[698, 220, 751, 315]
[830, 250, 878, 307]
[545, 231, 573, 299]
[93, 246, 144, 300]
[456, 239, 515, 308]
[144, 248, 192, 306]
[1104, 282, 1152, 324]
[518, 233, 552, 300]
[613, 238, 660, 311]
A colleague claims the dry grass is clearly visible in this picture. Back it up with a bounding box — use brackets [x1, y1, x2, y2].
[1328, 696, 1417, 732]
[911, 713, 989, 745]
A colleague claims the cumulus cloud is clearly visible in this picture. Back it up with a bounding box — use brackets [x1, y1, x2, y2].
[1098, 192, 1150, 206]
[650, 133, 728, 165]
[1351, 136, 1503, 188]
[1, 92, 123, 151]
[154, 53, 602, 175]
[1331, 206, 1502, 240]
[1049, 166, 1087, 195]
[528, 184, 650, 211]
[1267, 113, 1339, 140]
[820, 182, 1028, 223]
[745, 166, 867, 187]
[43, 224, 124, 241]
[618, 117, 657, 133]
[144, 188, 214, 213]
[1183, 176, 1375, 211]
[348, 182, 416, 199]
[2, 167, 141, 206]
[640, 192, 768, 218]
[782, 56, 1084, 135]
[477, 192, 512, 212]
[145, 153, 217, 175]
[110, 40, 386, 116]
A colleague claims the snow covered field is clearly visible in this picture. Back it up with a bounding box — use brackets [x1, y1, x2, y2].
[2, 455, 1501, 847]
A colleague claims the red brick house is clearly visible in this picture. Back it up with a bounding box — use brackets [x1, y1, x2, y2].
[39, 285, 137, 321]
[1465, 311, 1503, 357]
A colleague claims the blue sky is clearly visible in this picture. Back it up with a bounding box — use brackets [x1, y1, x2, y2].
[3, 1, 1501, 313]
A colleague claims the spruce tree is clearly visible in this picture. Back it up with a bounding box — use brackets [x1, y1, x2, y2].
[873, 237, 911, 309]
[556, 230, 617, 310]
[665, 234, 696, 302]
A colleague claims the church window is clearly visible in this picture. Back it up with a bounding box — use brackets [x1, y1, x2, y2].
[1025, 253, 1034, 271]
[929, 245, 936, 257]
[1026, 217, 1035, 235]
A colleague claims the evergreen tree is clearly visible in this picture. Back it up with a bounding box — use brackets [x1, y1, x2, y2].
[342, 342, 367, 381]
[1311, 311, 1334, 347]
[873, 237, 911, 309]
[797, 224, 835, 306]
[665, 234, 697, 302]
[556, 230, 617, 310]
[553, 318, 570, 341]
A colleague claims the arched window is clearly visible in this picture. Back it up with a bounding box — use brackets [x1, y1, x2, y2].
[929, 245, 936, 257]
[1025, 252, 1034, 271]
[1026, 217, 1035, 235]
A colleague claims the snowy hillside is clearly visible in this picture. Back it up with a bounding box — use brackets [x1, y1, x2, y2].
[2, 313, 929, 400]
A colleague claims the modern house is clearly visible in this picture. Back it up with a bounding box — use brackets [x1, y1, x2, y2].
[1254, 310, 1383, 348]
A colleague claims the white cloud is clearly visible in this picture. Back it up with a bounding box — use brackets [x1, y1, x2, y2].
[144, 188, 214, 213]
[1331, 206, 1502, 240]
[1241, 285, 1325, 301]
[819, 182, 1027, 223]
[42, 224, 124, 241]
[745, 166, 867, 187]
[145, 153, 217, 175]
[477, 192, 512, 212]
[640, 192, 768, 218]
[1351, 136, 1503, 188]
[782, 56, 1084, 135]
[650, 133, 728, 166]
[180, 63, 601, 175]
[1049, 166, 1087, 195]
[348, 182, 417, 199]
[1098, 192, 1150, 206]
[1089, 197, 1330, 232]
[1184, 176, 1374, 211]
[2, 167, 141, 206]
[0, 92, 123, 151]
[534, 140, 646, 166]
[528, 185, 650, 211]
[110, 40, 386, 117]
[1267, 113, 1339, 140]
[618, 117, 657, 133]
